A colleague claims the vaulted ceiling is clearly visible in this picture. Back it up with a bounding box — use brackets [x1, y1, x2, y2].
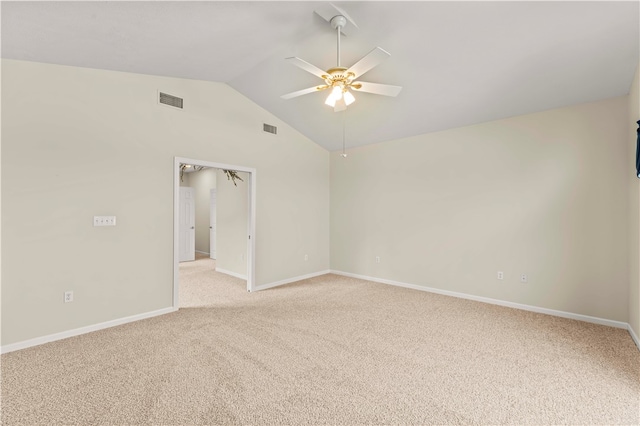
[2, 1, 638, 151]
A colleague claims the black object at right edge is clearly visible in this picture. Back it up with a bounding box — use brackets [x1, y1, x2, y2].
[636, 120, 640, 178]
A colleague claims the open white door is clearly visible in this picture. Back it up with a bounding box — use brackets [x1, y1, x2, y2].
[210, 189, 217, 259]
[179, 187, 195, 262]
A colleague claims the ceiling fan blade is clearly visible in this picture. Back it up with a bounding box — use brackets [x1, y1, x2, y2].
[285, 57, 328, 80]
[346, 47, 391, 79]
[281, 85, 328, 100]
[351, 81, 402, 97]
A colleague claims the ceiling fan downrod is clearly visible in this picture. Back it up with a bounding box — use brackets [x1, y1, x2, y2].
[330, 15, 347, 68]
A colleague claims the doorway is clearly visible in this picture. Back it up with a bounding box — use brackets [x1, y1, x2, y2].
[173, 157, 256, 308]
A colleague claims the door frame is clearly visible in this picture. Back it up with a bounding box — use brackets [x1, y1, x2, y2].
[209, 188, 217, 260]
[173, 156, 257, 307]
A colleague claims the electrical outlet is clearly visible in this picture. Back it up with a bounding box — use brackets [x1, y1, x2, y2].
[497, 271, 504, 280]
[375, 256, 381, 264]
[240, 253, 245, 262]
[304, 254, 308, 261]
[520, 274, 528, 283]
[64, 291, 73, 303]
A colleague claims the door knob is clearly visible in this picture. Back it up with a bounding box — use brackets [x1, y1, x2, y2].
[190, 226, 195, 229]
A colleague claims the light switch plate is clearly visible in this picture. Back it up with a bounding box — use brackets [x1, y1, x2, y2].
[94, 216, 116, 226]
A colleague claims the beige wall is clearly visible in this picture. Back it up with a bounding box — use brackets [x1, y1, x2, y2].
[216, 170, 248, 277]
[1, 59, 330, 346]
[331, 96, 629, 322]
[2, 57, 636, 348]
[629, 62, 640, 337]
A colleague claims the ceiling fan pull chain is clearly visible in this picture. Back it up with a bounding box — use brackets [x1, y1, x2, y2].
[342, 109, 348, 158]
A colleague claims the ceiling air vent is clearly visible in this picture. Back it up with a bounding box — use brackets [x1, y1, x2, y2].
[263, 123, 277, 135]
[159, 92, 183, 109]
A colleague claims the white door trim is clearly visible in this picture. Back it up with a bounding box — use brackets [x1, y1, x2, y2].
[173, 157, 257, 308]
[209, 188, 217, 260]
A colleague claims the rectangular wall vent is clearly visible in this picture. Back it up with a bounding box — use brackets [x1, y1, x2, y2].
[159, 92, 183, 109]
[263, 123, 277, 135]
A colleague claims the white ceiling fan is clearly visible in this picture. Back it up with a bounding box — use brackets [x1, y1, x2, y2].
[281, 10, 402, 112]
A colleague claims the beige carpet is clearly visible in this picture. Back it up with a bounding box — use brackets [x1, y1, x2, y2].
[2, 257, 639, 425]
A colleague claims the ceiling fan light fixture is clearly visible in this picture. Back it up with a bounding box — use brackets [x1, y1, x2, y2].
[343, 90, 355, 106]
[281, 9, 402, 111]
[325, 86, 343, 107]
[325, 94, 336, 107]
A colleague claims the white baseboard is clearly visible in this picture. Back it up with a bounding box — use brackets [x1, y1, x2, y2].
[1, 307, 177, 354]
[216, 268, 247, 281]
[331, 270, 630, 330]
[6, 273, 636, 354]
[195, 250, 210, 256]
[628, 324, 640, 351]
[254, 270, 332, 292]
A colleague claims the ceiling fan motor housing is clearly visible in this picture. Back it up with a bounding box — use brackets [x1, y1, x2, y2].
[324, 67, 355, 88]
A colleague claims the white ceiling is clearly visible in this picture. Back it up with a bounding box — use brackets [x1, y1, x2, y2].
[2, 1, 638, 151]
